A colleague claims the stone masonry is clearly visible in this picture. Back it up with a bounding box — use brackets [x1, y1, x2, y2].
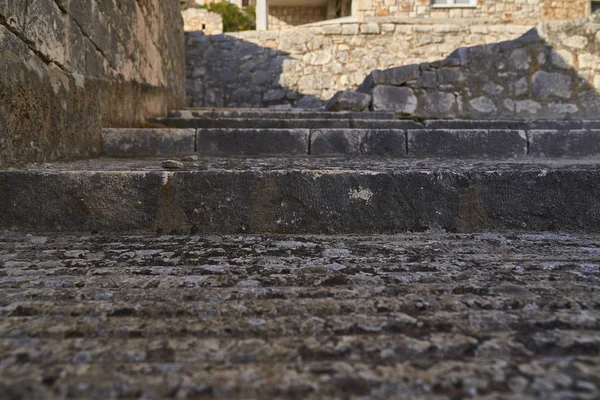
[268, 6, 328, 30]
[0, 0, 185, 168]
[182, 8, 224, 34]
[186, 20, 531, 108]
[352, 17, 600, 119]
[356, 0, 589, 23]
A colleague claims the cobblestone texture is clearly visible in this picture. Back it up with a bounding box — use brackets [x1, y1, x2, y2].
[0, 232, 599, 399]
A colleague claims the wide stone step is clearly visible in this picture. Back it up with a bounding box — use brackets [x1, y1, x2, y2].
[169, 109, 397, 120]
[103, 128, 600, 158]
[1, 232, 598, 399]
[152, 117, 416, 130]
[2, 158, 600, 234]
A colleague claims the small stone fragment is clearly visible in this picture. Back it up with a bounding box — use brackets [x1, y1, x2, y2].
[161, 160, 184, 170]
[325, 91, 371, 112]
[182, 155, 198, 162]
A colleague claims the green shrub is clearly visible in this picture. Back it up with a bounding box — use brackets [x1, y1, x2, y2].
[202, 3, 256, 32]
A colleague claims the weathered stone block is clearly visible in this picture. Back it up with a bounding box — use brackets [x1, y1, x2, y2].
[325, 91, 372, 112]
[419, 91, 457, 117]
[509, 48, 531, 71]
[310, 129, 406, 156]
[437, 68, 464, 84]
[529, 130, 600, 157]
[383, 65, 420, 86]
[102, 129, 195, 157]
[371, 86, 417, 114]
[196, 129, 309, 156]
[469, 97, 497, 115]
[407, 129, 527, 158]
[532, 71, 572, 100]
[417, 71, 438, 89]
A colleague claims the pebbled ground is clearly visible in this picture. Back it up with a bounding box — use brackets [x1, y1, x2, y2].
[0, 232, 599, 399]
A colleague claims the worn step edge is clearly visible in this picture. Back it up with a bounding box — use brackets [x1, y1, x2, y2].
[169, 109, 397, 120]
[103, 128, 600, 158]
[2, 163, 600, 234]
[151, 118, 418, 130]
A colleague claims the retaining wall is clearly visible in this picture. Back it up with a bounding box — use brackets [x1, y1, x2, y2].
[0, 0, 185, 168]
[186, 19, 531, 108]
[359, 17, 600, 119]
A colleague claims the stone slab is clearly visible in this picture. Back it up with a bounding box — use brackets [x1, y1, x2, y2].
[154, 118, 419, 130]
[529, 130, 600, 157]
[3, 158, 600, 233]
[196, 129, 309, 156]
[156, 118, 354, 129]
[101, 129, 196, 157]
[170, 109, 397, 120]
[0, 232, 598, 398]
[324, 91, 371, 112]
[423, 120, 599, 131]
[310, 129, 406, 156]
[407, 129, 528, 158]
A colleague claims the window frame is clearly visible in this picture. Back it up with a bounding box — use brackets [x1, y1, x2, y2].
[431, 0, 477, 8]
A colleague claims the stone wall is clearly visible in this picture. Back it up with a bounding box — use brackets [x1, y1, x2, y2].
[186, 19, 531, 108]
[182, 8, 224, 34]
[0, 0, 185, 168]
[356, 0, 588, 23]
[269, 6, 327, 30]
[351, 17, 600, 119]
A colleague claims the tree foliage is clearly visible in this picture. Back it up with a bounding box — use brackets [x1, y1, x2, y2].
[202, 3, 256, 32]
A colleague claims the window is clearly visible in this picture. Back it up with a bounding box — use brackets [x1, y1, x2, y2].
[432, 0, 475, 6]
[593, 1, 600, 13]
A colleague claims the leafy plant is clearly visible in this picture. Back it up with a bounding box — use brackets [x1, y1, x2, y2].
[202, 3, 256, 32]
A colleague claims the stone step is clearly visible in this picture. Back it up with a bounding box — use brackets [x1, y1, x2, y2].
[2, 157, 600, 234]
[103, 128, 600, 158]
[152, 117, 417, 130]
[169, 109, 397, 120]
[1, 232, 598, 399]
[163, 113, 600, 131]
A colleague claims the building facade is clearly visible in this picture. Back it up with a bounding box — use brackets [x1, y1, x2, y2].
[255, 0, 598, 30]
[184, 0, 600, 32]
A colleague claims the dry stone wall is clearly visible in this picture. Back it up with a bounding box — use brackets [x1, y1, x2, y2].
[0, 0, 185, 168]
[182, 8, 223, 34]
[357, 0, 588, 23]
[357, 17, 600, 119]
[186, 20, 531, 108]
[268, 6, 327, 30]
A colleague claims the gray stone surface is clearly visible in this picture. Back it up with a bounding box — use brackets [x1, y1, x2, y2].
[325, 91, 372, 112]
[0, 232, 599, 399]
[408, 129, 528, 158]
[0, 0, 185, 168]
[156, 118, 356, 129]
[196, 129, 309, 156]
[532, 71, 573, 100]
[325, 18, 600, 120]
[102, 129, 196, 157]
[529, 130, 600, 157]
[4, 158, 600, 233]
[310, 129, 406, 156]
[154, 117, 420, 130]
[371, 86, 418, 114]
[383, 64, 421, 86]
[169, 109, 396, 120]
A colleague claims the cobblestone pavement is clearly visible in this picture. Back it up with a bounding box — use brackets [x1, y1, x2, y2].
[0, 232, 599, 399]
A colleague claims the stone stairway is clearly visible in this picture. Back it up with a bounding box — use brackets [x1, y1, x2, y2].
[115, 108, 600, 158]
[1, 109, 600, 399]
[2, 109, 600, 234]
